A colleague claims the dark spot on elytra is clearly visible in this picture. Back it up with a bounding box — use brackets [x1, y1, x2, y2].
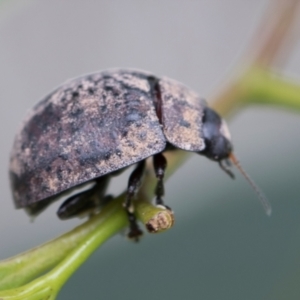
[104, 85, 120, 97]
[57, 127, 64, 141]
[71, 106, 84, 118]
[124, 103, 147, 125]
[125, 91, 139, 102]
[104, 152, 111, 160]
[138, 131, 147, 141]
[78, 148, 110, 166]
[40, 183, 50, 194]
[87, 141, 116, 162]
[101, 74, 112, 81]
[179, 119, 191, 128]
[177, 99, 193, 109]
[89, 140, 97, 148]
[101, 105, 107, 112]
[125, 111, 143, 123]
[72, 91, 79, 98]
[121, 129, 128, 137]
[116, 149, 122, 157]
[69, 121, 82, 134]
[110, 130, 118, 141]
[56, 167, 63, 181]
[115, 102, 122, 108]
[127, 141, 135, 148]
[88, 88, 94, 95]
[59, 153, 69, 160]
[86, 75, 95, 82]
[97, 119, 105, 128]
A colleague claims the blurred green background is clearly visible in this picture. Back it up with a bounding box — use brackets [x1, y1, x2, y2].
[1, 1, 300, 299]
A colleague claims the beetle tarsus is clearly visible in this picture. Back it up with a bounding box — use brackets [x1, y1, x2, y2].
[127, 212, 143, 241]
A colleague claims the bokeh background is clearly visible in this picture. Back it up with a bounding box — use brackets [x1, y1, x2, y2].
[1, 1, 300, 299]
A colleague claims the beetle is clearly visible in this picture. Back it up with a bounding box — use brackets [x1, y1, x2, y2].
[9, 69, 271, 239]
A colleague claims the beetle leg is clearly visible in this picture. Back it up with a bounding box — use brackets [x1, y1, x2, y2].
[153, 152, 170, 209]
[218, 160, 235, 179]
[124, 160, 145, 241]
[57, 175, 110, 219]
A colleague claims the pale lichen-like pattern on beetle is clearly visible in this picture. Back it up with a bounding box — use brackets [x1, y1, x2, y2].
[10, 70, 205, 207]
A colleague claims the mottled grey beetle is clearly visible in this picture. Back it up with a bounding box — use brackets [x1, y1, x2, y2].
[10, 69, 271, 239]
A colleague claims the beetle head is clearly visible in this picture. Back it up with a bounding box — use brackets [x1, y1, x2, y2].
[200, 107, 233, 162]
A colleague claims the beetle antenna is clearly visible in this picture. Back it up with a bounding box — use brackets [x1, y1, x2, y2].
[229, 153, 272, 216]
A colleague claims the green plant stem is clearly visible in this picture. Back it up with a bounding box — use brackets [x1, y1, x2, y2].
[0, 197, 124, 290]
[0, 192, 178, 299]
[0, 191, 174, 293]
[245, 67, 300, 110]
[212, 66, 300, 116]
[0, 196, 127, 299]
